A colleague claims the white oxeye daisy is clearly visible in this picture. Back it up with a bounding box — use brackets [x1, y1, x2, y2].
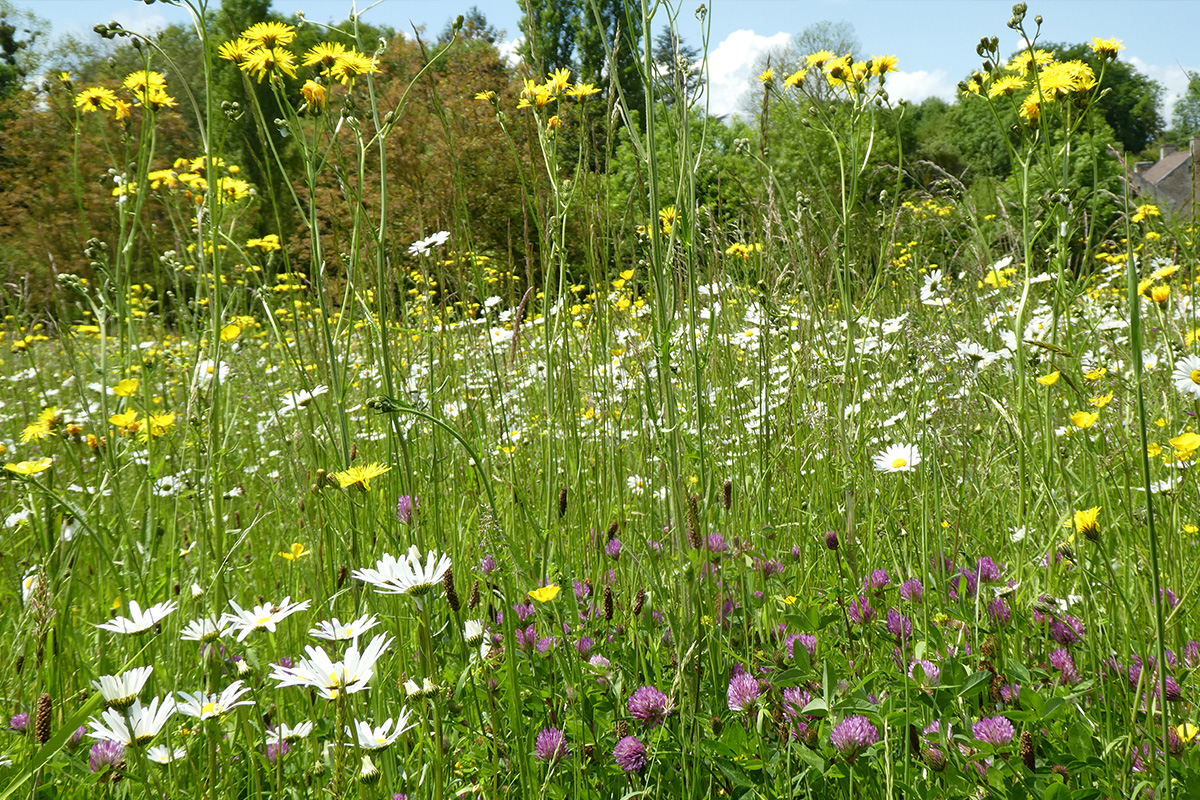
[264, 720, 315, 745]
[873, 443, 921, 473]
[352, 547, 451, 599]
[308, 613, 381, 642]
[625, 475, 647, 496]
[1172, 355, 1200, 400]
[146, 745, 186, 764]
[180, 616, 225, 642]
[176, 680, 255, 720]
[269, 634, 393, 700]
[403, 677, 438, 700]
[87, 697, 176, 745]
[93, 666, 153, 709]
[219, 596, 311, 642]
[463, 619, 484, 647]
[345, 710, 416, 751]
[96, 600, 178, 635]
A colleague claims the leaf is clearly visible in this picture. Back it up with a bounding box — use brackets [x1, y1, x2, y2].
[959, 669, 993, 699]
[1044, 782, 1072, 800]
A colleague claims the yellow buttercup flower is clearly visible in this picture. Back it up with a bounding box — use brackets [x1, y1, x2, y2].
[1170, 432, 1200, 458]
[1083, 367, 1106, 381]
[1089, 392, 1114, 409]
[110, 410, 140, 434]
[5, 457, 53, 476]
[147, 413, 175, 437]
[528, 584, 561, 603]
[1036, 370, 1060, 386]
[113, 378, 139, 397]
[220, 324, 242, 342]
[278, 542, 311, 561]
[1070, 411, 1098, 429]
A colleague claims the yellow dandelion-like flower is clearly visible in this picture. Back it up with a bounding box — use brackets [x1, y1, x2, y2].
[74, 87, 118, 113]
[871, 55, 898, 76]
[1007, 48, 1055, 75]
[1038, 60, 1096, 97]
[545, 67, 571, 95]
[1018, 92, 1042, 122]
[805, 49, 835, 68]
[783, 69, 806, 88]
[301, 79, 326, 111]
[246, 234, 282, 252]
[302, 41, 349, 71]
[566, 82, 600, 99]
[242, 21, 296, 49]
[474, 89, 496, 101]
[218, 38, 259, 64]
[123, 70, 167, 97]
[1132, 204, 1160, 223]
[21, 407, 61, 443]
[330, 51, 378, 85]
[1150, 284, 1170, 304]
[658, 205, 678, 234]
[1072, 506, 1100, 540]
[1089, 37, 1124, 60]
[242, 47, 298, 82]
[332, 462, 391, 490]
[758, 67, 775, 83]
[987, 75, 1027, 99]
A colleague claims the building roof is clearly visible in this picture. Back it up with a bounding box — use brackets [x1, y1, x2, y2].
[1139, 150, 1191, 187]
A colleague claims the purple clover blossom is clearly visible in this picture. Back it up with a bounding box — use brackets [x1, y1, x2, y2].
[847, 595, 875, 625]
[999, 683, 1021, 705]
[708, 533, 727, 554]
[267, 740, 291, 764]
[782, 687, 813, 739]
[1049, 648, 1080, 685]
[480, 554, 497, 575]
[1162, 587, 1179, 610]
[948, 569, 978, 600]
[830, 715, 880, 763]
[790, 545, 802, 561]
[899, 578, 924, 603]
[976, 556, 1004, 583]
[886, 608, 913, 642]
[9, 713, 28, 733]
[1186, 641, 1200, 669]
[514, 600, 536, 622]
[605, 538, 622, 560]
[727, 670, 761, 713]
[89, 740, 125, 773]
[866, 569, 891, 591]
[987, 597, 1011, 627]
[575, 636, 594, 657]
[1050, 615, 1083, 647]
[573, 580, 592, 601]
[628, 686, 671, 727]
[930, 551, 954, 575]
[824, 531, 839, 550]
[786, 633, 817, 660]
[536, 636, 556, 656]
[395, 495, 418, 524]
[514, 624, 536, 650]
[972, 715, 1016, 747]
[67, 725, 86, 749]
[909, 659, 940, 686]
[534, 727, 568, 763]
[756, 558, 784, 579]
[613, 735, 648, 773]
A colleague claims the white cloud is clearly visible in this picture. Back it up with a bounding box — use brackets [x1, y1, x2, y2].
[703, 29, 791, 119]
[498, 37, 524, 69]
[884, 69, 956, 104]
[1128, 56, 1195, 124]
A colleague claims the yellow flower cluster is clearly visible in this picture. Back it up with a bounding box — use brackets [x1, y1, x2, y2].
[74, 70, 178, 120]
[145, 156, 249, 206]
[513, 67, 601, 111]
[219, 23, 378, 87]
[965, 44, 1107, 124]
[781, 51, 897, 97]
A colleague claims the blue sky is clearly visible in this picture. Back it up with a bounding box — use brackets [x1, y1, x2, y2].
[11, 0, 1199, 120]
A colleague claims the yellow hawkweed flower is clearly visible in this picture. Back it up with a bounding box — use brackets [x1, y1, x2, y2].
[1150, 284, 1170, 304]
[123, 70, 167, 96]
[332, 462, 391, 490]
[21, 407, 61, 443]
[546, 115, 562, 132]
[528, 584, 561, 603]
[113, 100, 132, 121]
[242, 21, 296, 49]
[1132, 204, 1160, 223]
[302, 41, 349, 71]
[330, 51, 378, 85]
[783, 69, 806, 88]
[658, 205, 678, 233]
[1007, 49, 1055, 75]
[278, 542, 311, 561]
[871, 55, 898, 76]
[545, 67, 571, 95]
[987, 75, 1027, 98]
[1070, 411, 1098, 429]
[1072, 506, 1100, 540]
[241, 47, 298, 82]
[74, 87, 118, 113]
[474, 89, 496, 101]
[758, 67, 774, 83]
[1036, 370, 1060, 386]
[246, 234, 282, 252]
[218, 38, 259, 64]
[1018, 92, 1042, 122]
[805, 49, 835, 68]
[1089, 37, 1124, 60]
[566, 82, 600, 99]
[301, 79, 326, 111]
[1039, 60, 1097, 97]
[5, 457, 53, 476]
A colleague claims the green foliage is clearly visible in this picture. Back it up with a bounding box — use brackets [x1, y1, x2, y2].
[1172, 70, 1200, 137]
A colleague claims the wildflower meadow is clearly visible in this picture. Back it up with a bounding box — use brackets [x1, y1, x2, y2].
[3, 1, 1200, 798]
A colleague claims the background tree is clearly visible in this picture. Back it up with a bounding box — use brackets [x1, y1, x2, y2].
[517, 0, 576, 74]
[653, 27, 703, 107]
[1172, 70, 1200, 138]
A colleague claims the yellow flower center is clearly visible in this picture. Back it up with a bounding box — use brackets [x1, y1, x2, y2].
[892, 457, 907, 469]
[1190, 369, 1200, 385]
